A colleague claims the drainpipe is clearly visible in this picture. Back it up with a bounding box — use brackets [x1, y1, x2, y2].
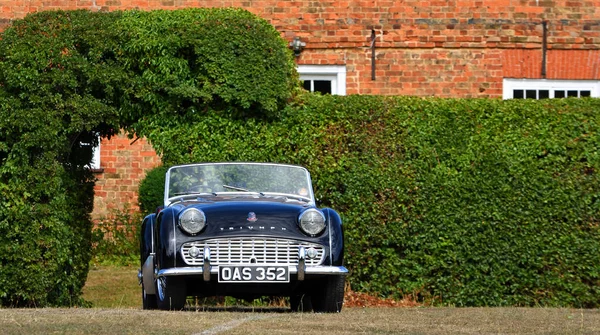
[541, 21, 547, 79]
[371, 29, 376, 81]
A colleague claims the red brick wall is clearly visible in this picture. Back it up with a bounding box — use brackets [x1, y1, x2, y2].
[1, 1, 598, 97]
[93, 133, 161, 218]
[300, 48, 505, 96]
[503, 49, 600, 79]
[1, 1, 598, 216]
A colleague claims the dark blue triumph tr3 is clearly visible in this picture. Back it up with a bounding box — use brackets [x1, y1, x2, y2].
[139, 162, 347, 312]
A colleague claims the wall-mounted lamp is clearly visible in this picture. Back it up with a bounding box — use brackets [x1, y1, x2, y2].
[289, 37, 306, 57]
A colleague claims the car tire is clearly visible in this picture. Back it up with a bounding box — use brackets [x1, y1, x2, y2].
[156, 276, 187, 310]
[142, 283, 157, 310]
[290, 294, 313, 312]
[311, 275, 345, 313]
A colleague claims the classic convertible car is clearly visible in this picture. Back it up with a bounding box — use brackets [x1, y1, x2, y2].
[138, 162, 347, 312]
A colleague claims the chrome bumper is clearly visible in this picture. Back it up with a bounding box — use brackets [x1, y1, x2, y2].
[144, 246, 347, 282]
[157, 265, 348, 278]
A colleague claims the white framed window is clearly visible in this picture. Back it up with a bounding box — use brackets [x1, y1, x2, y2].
[503, 79, 600, 100]
[90, 140, 101, 170]
[81, 134, 101, 170]
[297, 65, 346, 95]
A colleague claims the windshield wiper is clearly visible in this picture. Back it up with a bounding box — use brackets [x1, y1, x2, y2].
[219, 187, 310, 202]
[172, 192, 217, 196]
[222, 185, 251, 192]
[283, 194, 312, 202]
[260, 192, 312, 203]
[168, 193, 218, 205]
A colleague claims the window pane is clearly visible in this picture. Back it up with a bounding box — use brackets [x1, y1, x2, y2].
[513, 90, 524, 99]
[504, 79, 595, 100]
[313, 80, 332, 95]
[298, 65, 345, 96]
[302, 80, 311, 91]
[526, 90, 537, 99]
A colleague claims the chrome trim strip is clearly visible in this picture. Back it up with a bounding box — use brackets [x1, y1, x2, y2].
[303, 266, 348, 275]
[157, 266, 348, 277]
[327, 210, 333, 264]
[171, 214, 177, 268]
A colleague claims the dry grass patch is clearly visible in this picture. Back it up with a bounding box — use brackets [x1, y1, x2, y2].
[82, 265, 140, 308]
[208, 308, 600, 335]
[0, 308, 242, 335]
[69, 265, 600, 335]
[1, 307, 599, 334]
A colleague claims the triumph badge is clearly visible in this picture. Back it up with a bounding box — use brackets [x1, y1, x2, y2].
[247, 212, 258, 222]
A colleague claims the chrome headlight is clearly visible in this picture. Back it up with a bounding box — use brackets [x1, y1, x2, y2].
[298, 209, 326, 236]
[179, 208, 206, 235]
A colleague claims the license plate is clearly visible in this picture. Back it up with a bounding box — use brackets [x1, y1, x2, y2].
[218, 265, 289, 283]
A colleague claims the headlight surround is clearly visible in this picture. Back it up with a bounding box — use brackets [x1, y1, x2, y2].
[298, 209, 326, 236]
[179, 208, 206, 235]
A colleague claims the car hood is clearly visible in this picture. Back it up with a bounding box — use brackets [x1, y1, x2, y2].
[170, 198, 314, 238]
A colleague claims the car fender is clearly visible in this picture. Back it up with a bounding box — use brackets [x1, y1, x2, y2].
[140, 214, 156, 265]
[155, 208, 178, 269]
[140, 214, 156, 294]
[322, 208, 344, 266]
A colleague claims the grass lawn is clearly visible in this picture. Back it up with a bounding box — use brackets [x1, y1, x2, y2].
[2, 306, 599, 334]
[71, 265, 600, 334]
[82, 264, 141, 308]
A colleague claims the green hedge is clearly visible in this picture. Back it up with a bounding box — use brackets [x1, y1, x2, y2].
[137, 94, 600, 307]
[0, 8, 296, 307]
[138, 166, 168, 215]
[114, 8, 298, 131]
[0, 10, 123, 307]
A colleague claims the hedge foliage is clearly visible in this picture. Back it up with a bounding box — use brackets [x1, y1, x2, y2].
[138, 165, 168, 215]
[114, 8, 298, 131]
[0, 10, 123, 307]
[137, 94, 600, 307]
[0, 8, 296, 307]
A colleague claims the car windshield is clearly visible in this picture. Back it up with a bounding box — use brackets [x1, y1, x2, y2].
[165, 163, 314, 205]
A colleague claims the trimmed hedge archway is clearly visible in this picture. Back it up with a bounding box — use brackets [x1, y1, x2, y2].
[0, 8, 297, 307]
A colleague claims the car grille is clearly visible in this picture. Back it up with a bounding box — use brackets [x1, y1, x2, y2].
[181, 237, 325, 266]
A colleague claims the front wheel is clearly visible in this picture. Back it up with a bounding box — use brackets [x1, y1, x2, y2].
[156, 276, 187, 310]
[311, 276, 345, 313]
